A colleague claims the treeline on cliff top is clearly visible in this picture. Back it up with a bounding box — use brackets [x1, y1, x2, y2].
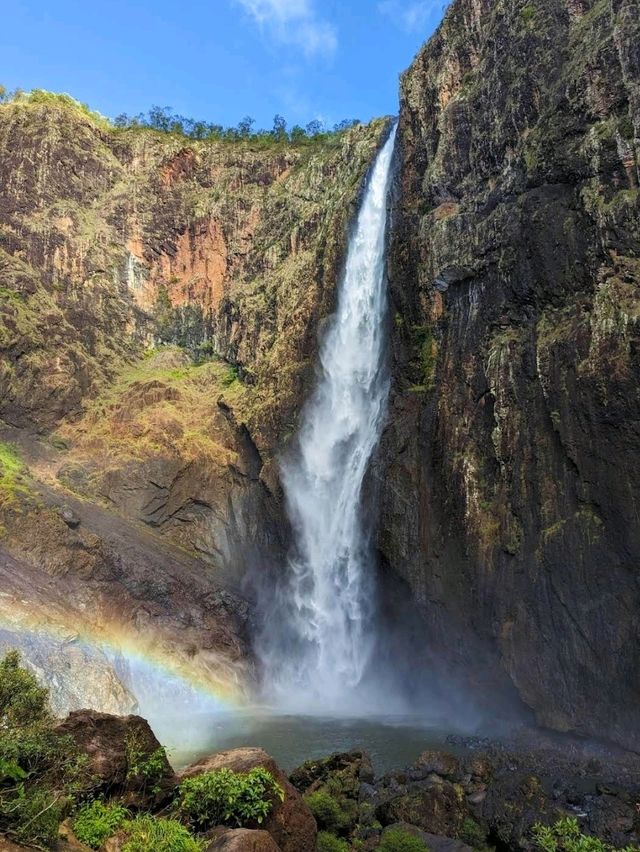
[0, 85, 361, 146]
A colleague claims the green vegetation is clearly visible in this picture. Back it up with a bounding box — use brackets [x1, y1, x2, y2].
[378, 828, 430, 852]
[73, 800, 129, 848]
[125, 732, 169, 796]
[316, 831, 350, 852]
[120, 814, 203, 852]
[0, 85, 360, 147]
[533, 817, 640, 852]
[177, 766, 284, 829]
[305, 789, 350, 834]
[460, 817, 491, 851]
[0, 651, 90, 847]
[0, 441, 28, 508]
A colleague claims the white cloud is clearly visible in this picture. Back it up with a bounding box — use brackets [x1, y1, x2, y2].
[377, 0, 442, 33]
[236, 0, 337, 58]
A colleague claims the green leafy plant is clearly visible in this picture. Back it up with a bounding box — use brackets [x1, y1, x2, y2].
[378, 827, 430, 852]
[121, 814, 203, 852]
[459, 817, 491, 850]
[304, 790, 348, 833]
[0, 650, 49, 728]
[125, 733, 168, 795]
[316, 831, 350, 852]
[73, 800, 129, 848]
[177, 766, 284, 829]
[532, 817, 639, 852]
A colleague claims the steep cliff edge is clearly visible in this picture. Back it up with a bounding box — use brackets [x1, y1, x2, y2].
[383, 0, 640, 747]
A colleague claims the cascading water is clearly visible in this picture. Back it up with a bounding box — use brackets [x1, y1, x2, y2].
[261, 122, 397, 712]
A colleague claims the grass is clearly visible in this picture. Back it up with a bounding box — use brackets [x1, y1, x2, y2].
[0, 441, 28, 508]
[57, 347, 250, 468]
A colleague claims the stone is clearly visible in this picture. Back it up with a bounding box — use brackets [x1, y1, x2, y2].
[382, 823, 473, 852]
[54, 710, 175, 805]
[205, 828, 282, 851]
[59, 505, 80, 528]
[179, 748, 316, 852]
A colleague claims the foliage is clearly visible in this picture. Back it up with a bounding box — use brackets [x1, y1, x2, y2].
[0, 651, 90, 848]
[378, 827, 430, 852]
[125, 732, 169, 796]
[177, 766, 284, 829]
[121, 814, 203, 852]
[459, 817, 491, 850]
[316, 831, 350, 852]
[73, 800, 129, 849]
[0, 650, 49, 729]
[0, 442, 29, 508]
[532, 817, 640, 852]
[304, 790, 348, 834]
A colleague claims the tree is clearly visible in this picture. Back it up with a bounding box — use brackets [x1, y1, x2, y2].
[0, 650, 50, 730]
[0, 86, 7, 104]
[334, 118, 359, 132]
[290, 125, 307, 143]
[147, 105, 173, 131]
[272, 114, 287, 140]
[305, 119, 324, 137]
[237, 116, 255, 137]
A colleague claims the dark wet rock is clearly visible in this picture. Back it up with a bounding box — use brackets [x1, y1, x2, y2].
[379, 0, 640, 751]
[180, 748, 316, 852]
[290, 750, 375, 794]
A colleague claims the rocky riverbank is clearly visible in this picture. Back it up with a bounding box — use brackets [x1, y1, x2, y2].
[2, 706, 639, 852]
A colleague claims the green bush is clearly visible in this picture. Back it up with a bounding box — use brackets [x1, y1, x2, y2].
[532, 817, 638, 852]
[125, 732, 169, 795]
[378, 827, 430, 852]
[460, 817, 490, 850]
[0, 649, 49, 728]
[121, 814, 203, 852]
[305, 790, 347, 833]
[73, 800, 129, 848]
[177, 766, 284, 829]
[316, 831, 350, 852]
[5, 786, 70, 848]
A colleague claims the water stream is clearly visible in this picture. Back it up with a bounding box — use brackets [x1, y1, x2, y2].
[261, 123, 398, 712]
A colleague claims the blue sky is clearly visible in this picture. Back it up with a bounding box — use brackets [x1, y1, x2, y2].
[1, 0, 447, 130]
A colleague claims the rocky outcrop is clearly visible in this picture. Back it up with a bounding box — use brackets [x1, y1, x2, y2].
[180, 748, 317, 852]
[381, 0, 640, 748]
[55, 710, 175, 806]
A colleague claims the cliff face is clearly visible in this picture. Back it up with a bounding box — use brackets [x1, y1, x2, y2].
[0, 99, 386, 446]
[0, 99, 387, 709]
[383, 0, 640, 747]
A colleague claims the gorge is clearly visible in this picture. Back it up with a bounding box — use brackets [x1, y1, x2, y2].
[0, 0, 639, 847]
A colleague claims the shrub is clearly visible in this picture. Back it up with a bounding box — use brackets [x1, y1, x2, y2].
[125, 732, 169, 795]
[460, 817, 490, 850]
[305, 790, 347, 833]
[177, 766, 284, 829]
[5, 786, 70, 848]
[378, 827, 430, 852]
[121, 814, 203, 852]
[73, 800, 129, 848]
[531, 817, 637, 852]
[316, 832, 350, 852]
[0, 649, 49, 728]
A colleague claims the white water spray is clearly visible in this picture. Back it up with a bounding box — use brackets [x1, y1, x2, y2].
[262, 123, 397, 712]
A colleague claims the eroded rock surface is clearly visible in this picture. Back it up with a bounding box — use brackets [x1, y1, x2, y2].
[380, 0, 640, 748]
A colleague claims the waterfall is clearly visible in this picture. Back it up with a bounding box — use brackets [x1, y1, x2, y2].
[261, 122, 397, 712]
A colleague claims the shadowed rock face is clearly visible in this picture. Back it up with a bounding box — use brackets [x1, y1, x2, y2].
[380, 0, 640, 747]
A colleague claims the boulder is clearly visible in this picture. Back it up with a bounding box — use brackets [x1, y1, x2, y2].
[289, 750, 374, 794]
[205, 827, 282, 851]
[180, 748, 316, 852]
[375, 778, 469, 837]
[382, 823, 473, 852]
[55, 710, 175, 805]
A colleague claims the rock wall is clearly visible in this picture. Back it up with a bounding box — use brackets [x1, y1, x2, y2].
[0, 98, 387, 448]
[381, 0, 640, 748]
